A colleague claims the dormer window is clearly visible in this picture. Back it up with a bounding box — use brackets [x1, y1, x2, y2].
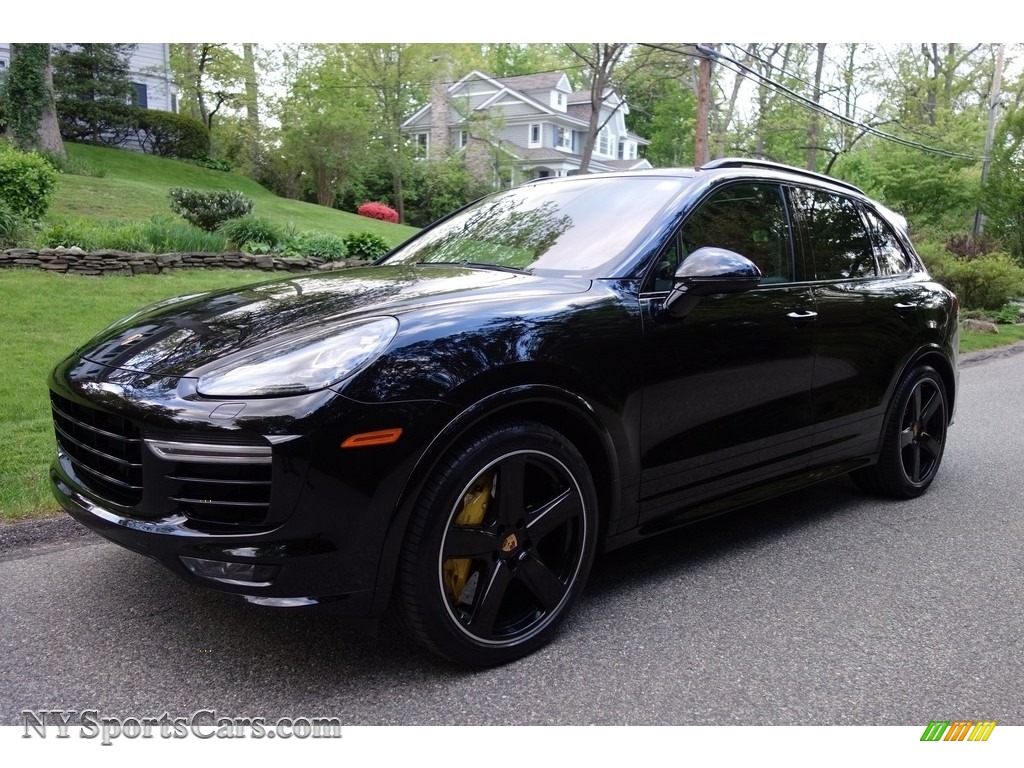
[550, 90, 567, 111]
[597, 127, 613, 157]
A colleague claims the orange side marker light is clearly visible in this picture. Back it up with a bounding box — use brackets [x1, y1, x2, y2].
[341, 428, 403, 448]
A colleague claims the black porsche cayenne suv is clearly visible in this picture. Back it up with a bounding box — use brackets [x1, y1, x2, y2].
[50, 158, 959, 666]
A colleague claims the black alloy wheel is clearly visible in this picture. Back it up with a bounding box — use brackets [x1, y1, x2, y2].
[397, 422, 598, 666]
[854, 366, 948, 498]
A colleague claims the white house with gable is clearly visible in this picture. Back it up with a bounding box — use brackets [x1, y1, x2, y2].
[401, 70, 651, 187]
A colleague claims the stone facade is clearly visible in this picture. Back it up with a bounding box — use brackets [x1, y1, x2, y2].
[0, 247, 363, 276]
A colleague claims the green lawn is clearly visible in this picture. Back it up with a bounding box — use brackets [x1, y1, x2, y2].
[50, 143, 418, 247]
[959, 323, 1024, 353]
[0, 269, 277, 521]
[3, 266, 1023, 521]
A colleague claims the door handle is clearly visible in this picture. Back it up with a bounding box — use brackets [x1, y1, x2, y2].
[787, 310, 818, 323]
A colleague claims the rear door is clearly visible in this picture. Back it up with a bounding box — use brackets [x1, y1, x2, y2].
[788, 186, 930, 465]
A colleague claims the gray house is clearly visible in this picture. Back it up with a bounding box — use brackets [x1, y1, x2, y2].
[0, 43, 178, 113]
[401, 70, 651, 187]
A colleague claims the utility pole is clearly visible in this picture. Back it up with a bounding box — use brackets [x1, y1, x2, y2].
[694, 44, 712, 166]
[973, 43, 1005, 241]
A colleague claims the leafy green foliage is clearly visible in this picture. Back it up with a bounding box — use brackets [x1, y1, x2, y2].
[219, 215, 284, 250]
[169, 187, 253, 231]
[0, 141, 59, 220]
[37, 215, 228, 252]
[993, 303, 1022, 324]
[57, 100, 210, 159]
[0, 202, 27, 248]
[0, 45, 50, 149]
[982, 105, 1024, 263]
[921, 247, 1024, 310]
[52, 44, 136, 107]
[284, 231, 348, 260]
[343, 231, 390, 260]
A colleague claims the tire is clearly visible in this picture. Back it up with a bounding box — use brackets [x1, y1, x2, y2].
[396, 421, 598, 666]
[854, 365, 948, 499]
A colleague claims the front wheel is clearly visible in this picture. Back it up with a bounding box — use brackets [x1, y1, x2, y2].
[396, 422, 598, 666]
[854, 365, 948, 498]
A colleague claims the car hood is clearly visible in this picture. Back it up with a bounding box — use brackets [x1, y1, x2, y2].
[75, 265, 591, 377]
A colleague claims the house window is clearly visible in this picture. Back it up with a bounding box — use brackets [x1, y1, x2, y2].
[413, 132, 429, 158]
[555, 126, 572, 151]
[132, 82, 148, 109]
[459, 130, 469, 149]
[171, 93, 178, 113]
[597, 127, 613, 157]
[528, 123, 541, 148]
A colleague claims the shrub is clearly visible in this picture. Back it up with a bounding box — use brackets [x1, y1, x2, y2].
[190, 155, 233, 172]
[343, 231, 390, 261]
[357, 201, 399, 223]
[142, 216, 226, 253]
[169, 188, 253, 232]
[285, 231, 348, 261]
[57, 100, 210, 160]
[136, 109, 210, 159]
[0, 202, 27, 248]
[37, 218, 148, 252]
[219, 215, 284, 251]
[993, 303, 1023, 324]
[926, 251, 1024, 311]
[0, 141, 58, 220]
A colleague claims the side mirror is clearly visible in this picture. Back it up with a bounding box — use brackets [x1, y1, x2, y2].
[663, 247, 762, 318]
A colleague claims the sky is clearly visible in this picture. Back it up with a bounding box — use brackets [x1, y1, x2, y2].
[3, 2, 1007, 44]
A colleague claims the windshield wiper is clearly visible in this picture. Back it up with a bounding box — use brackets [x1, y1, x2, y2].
[417, 261, 529, 274]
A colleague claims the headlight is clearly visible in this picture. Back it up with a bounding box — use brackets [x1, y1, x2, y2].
[196, 317, 398, 397]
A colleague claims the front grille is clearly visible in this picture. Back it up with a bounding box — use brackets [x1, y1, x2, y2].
[51, 393, 143, 506]
[167, 461, 272, 526]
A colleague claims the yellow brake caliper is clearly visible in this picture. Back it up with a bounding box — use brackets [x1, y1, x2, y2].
[442, 470, 495, 605]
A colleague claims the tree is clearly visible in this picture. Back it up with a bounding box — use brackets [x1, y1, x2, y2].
[52, 44, 136, 103]
[566, 44, 653, 173]
[51, 43, 136, 144]
[982, 105, 1024, 261]
[169, 43, 247, 131]
[0, 44, 64, 157]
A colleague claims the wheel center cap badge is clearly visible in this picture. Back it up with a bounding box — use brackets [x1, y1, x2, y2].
[501, 533, 519, 553]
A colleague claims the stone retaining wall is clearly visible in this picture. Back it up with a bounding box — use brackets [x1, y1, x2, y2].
[0, 248, 361, 276]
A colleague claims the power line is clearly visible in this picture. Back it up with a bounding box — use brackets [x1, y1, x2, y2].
[640, 42, 981, 162]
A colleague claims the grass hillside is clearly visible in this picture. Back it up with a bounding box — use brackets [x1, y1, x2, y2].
[50, 143, 418, 246]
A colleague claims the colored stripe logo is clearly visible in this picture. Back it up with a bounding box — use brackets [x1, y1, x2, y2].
[920, 720, 996, 741]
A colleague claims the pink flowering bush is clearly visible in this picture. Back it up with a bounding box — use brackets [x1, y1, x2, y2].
[357, 201, 399, 223]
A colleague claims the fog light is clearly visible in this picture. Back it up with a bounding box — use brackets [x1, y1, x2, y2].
[180, 556, 279, 586]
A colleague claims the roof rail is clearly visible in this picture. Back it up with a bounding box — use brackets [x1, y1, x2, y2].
[699, 157, 864, 195]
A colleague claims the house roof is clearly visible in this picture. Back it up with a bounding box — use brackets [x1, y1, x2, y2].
[491, 72, 568, 94]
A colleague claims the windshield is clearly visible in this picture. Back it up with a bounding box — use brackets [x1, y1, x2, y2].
[383, 175, 691, 276]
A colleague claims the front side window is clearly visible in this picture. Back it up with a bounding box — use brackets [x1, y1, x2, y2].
[677, 183, 794, 284]
[790, 188, 876, 280]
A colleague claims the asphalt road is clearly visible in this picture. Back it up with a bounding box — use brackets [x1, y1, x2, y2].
[2, 346, 1023, 726]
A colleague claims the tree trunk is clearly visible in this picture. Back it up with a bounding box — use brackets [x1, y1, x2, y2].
[241, 45, 260, 154]
[806, 43, 826, 171]
[7, 45, 65, 157]
[694, 45, 712, 166]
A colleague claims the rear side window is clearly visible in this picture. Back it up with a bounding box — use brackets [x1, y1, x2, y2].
[790, 188, 876, 280]
[863, 207, 913, 276]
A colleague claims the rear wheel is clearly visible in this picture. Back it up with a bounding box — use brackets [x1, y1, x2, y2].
[854, 365, 948, 498]
[397, 421, 598, 666]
